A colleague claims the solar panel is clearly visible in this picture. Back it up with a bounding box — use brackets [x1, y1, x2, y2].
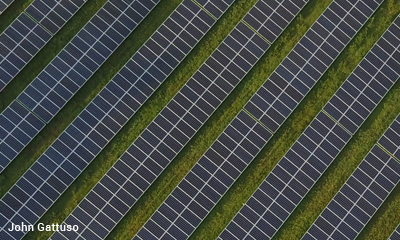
[378, 110, 400, 161]
[0, 0, 232, 239]
[0, 0, 14, 15]
[389, 224, 400, 240]
[0, 0, 87, 91]
[302, 145, 400, 240]
[0, 0, 160, 173]
[49, 0, 307, 239]
[218, 13, 399, 240]
[0, 101, 45, 172]
[134, 1, 384, 239]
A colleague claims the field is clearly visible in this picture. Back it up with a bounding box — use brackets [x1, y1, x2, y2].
[0, 0, 399, 239]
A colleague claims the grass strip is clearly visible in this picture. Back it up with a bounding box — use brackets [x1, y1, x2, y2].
[187, 1, 400, 239]
[21, 0, 263, 238]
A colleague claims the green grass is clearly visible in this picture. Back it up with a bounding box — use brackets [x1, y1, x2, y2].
[187, 1, 400, 240]
[21, 0, 266, 239]
[1, 0, 400, 240]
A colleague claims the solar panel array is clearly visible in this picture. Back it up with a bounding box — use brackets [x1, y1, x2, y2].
[133, 0, 386, 239]
[0, 0, 87, 90]
[51, 1, 309, 239]
[0, 0, 159, 174]
[303, 116, 400, 240]
[389, 224, 400, 240]
[219, 13, 400, 240]
[0, 0, 13, 15]
[0, 0, 233, 239]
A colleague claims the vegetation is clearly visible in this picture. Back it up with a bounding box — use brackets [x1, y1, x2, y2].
[0, 0, 399, 239]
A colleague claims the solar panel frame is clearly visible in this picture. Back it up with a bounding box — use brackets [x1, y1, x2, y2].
[302, 145, 400, 240]
[389, 224, 400, 240]
[0, 0, 14, 15]
[219, 12, 400, 240]
[0, 0, 160, 174]
[0, 0, 87, 91]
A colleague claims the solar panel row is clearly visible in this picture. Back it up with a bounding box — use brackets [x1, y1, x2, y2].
[0, 0, 160, 174]
[303, 116, 400, 240]
[135, 1, 384, 240]
[0, 0, 13, 15]
[219, 13, 399, 240]
[389, 224, 400, 240]
[51, 1, 308, 240]
[0, 0, 87, 90]
[0, 0, 232, 239]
